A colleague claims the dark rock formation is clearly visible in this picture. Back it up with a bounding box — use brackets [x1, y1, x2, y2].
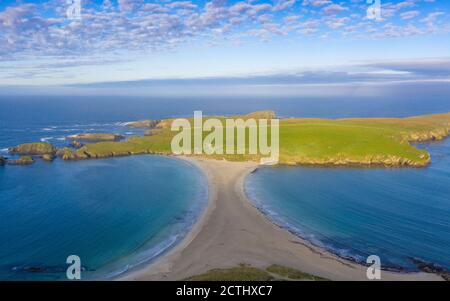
[411, 258, 450, 281]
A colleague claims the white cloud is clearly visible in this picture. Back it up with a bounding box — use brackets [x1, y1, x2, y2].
[400, 10, 420, 20]
[322, 4, 348, 15]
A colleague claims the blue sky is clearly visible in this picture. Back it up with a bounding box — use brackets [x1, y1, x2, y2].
[0, 0, 450, 93]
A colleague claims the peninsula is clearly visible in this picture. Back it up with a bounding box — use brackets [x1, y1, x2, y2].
[2, 111, 449, 280]
[121, 158, 444, 281]
[3, 111, 450, 167]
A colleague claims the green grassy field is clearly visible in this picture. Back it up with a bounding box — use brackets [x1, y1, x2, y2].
[185, 263, 328, 281]
[71, 111, 450, 167]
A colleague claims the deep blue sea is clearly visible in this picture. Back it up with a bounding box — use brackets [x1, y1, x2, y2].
[0, 95, 449, 278]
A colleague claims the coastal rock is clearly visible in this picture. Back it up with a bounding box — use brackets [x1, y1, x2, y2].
[126, 120, 159, 128]
[411, 258, 450, 281]
[42, 154, 55, 161]
[292, 153, 430, 168]
[67, 133, 124, 142]
[0, 156, 6, 166]
[407, 128, 450, 142]
[74, 149, 90, 159]
[8, 156, 34, 165]
[70, 140, 84, 149]
[9, 142, 56, 155]
[56, 147, 76, 160]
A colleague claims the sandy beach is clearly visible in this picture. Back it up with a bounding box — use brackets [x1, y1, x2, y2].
[122, 158, 442, 281]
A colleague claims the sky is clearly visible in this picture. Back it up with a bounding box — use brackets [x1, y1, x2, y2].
[0, 0, 450, 95]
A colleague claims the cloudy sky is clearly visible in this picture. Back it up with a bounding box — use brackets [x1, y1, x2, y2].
[0, 0, 449, 94]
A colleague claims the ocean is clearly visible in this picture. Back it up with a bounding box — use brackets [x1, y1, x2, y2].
[0, 94, 449, 278]
[245, 140, 450, 271]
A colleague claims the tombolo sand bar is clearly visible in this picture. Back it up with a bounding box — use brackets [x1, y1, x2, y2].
[122, 158, 443, 281]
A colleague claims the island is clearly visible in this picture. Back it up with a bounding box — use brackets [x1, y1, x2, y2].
[3, 111, 450, 281]
[9, 142, 56, 156]
[67, 133, 124, 142]
[23, 111, 448, 167]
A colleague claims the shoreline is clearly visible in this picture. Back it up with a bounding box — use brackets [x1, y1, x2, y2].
[244, 172, 436, 275]
[121, 157, 443, 281]
[102, 156, 210, 280]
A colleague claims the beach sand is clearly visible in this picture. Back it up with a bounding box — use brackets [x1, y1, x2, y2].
[122, 158, 442, 281]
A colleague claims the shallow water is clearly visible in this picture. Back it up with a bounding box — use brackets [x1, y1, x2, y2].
[1, 95, 449, 278]
[0, 156, 207, 280]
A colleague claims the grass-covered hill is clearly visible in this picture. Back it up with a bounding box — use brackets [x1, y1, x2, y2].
[7, 111, 450, 167]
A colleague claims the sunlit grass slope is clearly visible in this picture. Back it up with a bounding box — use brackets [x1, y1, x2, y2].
[72, 111, 450, 167]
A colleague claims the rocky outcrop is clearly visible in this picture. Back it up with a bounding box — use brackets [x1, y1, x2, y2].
[67, 133, 124, 142]
[406, 127, 450, 142]
[56, 147, 77, 160]
[8, 156, 34, 165]
[42, 154, 55, 161]
[70, 140, 84, 149]
[411, 258, 450, 281]
[9, 142, 56, 155]
[283, 153, 431, 167]
[126, 120, 159, 128]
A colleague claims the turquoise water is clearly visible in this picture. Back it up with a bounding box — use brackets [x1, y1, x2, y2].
[245, 140, 450, 271]
[1, 95, 449, 278]
[0, 156, 207, 280]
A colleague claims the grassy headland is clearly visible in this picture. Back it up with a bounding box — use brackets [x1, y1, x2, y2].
[70, 111, 450, 167]
[6, 111, 450, 167]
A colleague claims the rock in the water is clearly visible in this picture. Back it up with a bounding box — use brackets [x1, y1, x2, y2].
[42, 154, 55, 161]
[67, 133, 124, 141]
[8, 156, 34, 165]
[9, 142, 56, 155]
[0, 156, 6, 166]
